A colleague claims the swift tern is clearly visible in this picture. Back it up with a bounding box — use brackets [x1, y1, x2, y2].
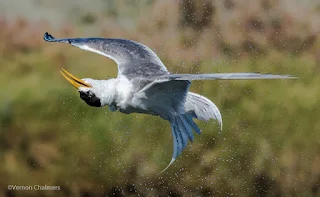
[44, 32, 296, 173]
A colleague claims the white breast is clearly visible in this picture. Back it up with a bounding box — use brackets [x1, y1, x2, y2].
[115, 75, 134, 109]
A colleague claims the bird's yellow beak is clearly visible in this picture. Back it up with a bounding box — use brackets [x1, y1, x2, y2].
[60, 68, 91, 89]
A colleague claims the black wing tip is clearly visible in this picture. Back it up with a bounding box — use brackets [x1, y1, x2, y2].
[43, 32, 55, 42]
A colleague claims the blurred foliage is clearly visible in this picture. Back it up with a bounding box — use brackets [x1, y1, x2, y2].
[1, 0, 320, 196]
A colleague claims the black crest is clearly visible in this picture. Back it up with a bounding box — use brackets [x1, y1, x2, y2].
[79, 91, 101, 107]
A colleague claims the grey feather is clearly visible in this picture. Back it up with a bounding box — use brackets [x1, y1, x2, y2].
[44, 32, 169, 79]
[157, 73, 297, 81]
[132, 80, 190, 119]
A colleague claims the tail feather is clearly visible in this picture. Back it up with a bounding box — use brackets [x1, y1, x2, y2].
[183, 114, 201, 135]
[160, 92, 222, 173]
[179, 115, 194, 141]
[159, 114, 200, 173]
[174, 117, 189, 150]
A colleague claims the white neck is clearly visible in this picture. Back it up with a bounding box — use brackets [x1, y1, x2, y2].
[81, 78, 117, 107]
[96, 79, 118, 106]
[81, 76, 133, 109]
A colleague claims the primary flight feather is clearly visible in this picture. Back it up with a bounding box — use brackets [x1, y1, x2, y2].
[44, 32, 296, 173]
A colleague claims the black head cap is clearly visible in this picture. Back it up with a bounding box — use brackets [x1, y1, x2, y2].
[79, 91, 101, 107]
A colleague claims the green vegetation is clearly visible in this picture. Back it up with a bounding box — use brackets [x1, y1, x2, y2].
[1, 0, 319, 196]
[1, 45, 318, 196]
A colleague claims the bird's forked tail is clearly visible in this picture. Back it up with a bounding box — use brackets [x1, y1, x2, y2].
[160, 92, 223, 173]
[159, 114, 201, 173]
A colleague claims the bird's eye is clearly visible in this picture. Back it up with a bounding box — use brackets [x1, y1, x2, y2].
[79, 91, 101, 107]
[88, 92, 94, 98]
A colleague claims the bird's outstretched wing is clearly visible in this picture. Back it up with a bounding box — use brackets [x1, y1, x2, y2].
[156, 73, 297, 81]
[43, 32, 169, 79]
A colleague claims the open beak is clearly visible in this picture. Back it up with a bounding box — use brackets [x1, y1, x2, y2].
[60, 68, 91, 89]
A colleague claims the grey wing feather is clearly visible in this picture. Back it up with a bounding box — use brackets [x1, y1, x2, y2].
[185, 92, 222, 129]
[132, 80, 190, 119]
[43, 32, 169, 79]
[157, 73, 297, 81]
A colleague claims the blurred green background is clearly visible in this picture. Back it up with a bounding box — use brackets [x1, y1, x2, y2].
[0, 0, 319, 196]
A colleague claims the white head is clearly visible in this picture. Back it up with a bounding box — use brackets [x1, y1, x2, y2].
[60, 68, 115, 107]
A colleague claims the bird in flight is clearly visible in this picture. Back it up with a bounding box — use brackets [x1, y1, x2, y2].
[44, 32, 295, 173]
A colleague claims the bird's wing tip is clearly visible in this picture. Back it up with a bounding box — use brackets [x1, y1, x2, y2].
[43, 32, 55, 42]
[269, 74, 298, 79]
